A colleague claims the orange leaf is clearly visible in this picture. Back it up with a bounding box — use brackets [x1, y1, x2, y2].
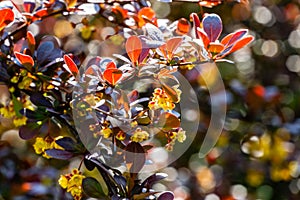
[219, 35, 254, 58]
[165, 37, 183, 60]
[176, 18, 190, 35]
[220, 29, 248, 46]
[208, 42, 225, 54]
[157, 112, 180, 131]
[63, 54, 79, 76]
[196, 27, 210, 48]
[14, 52, 34, 67]
[32, 8, 48, 22]
[125, 36, 142, 66]
[0, 8, 14, 32]
[137, 7, 156, 27]
[27, 31, 36, 46]
[106, 61, 117, 69]
[103, 68, 122, 86]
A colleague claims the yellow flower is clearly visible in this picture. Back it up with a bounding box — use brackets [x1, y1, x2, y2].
[33, 136, 65, 159]
[116, 131, 126, 141]
[131, 128, 149, 142]
[101, 127, 113, 138]
[13, 116, 27, 127]
[177, 128, 186, 143]
[58, 175, 68, 189]
[33, 137, 50, 155]
[58, 169, 85, 200]
[148, 88, 177, 111]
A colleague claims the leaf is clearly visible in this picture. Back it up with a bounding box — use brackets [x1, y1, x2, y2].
[141, 173, 168, 188]
[176, 18, 190, 35]
[125, 142, 146, 173]
[55, 137, 77, 152]
[218, 35, 254, 58]
[19, 125, 40, 140]
[127, 90, 139, 103]
[63, 54, 79, 76]
[84, 158, 96, 171]
[190, 13, 201, 39]
[0, 8, 14, 32]
[103, 68, 122, 86]
[12, 95, 23, 118]
[161, 83, 179, 103]
[145, 23, 164, 42]
[82, 177, 105, 198]
[126, 36, 142, 66]
[45, 149, 74, 160]
[27, 31, 36, 54]
[157, 112, 180, 131]
[114, 175, 127, 188]
[14, 52, 34, 67]
[30, 93, 53, 108]
[202, 13, 222, 42]
[165, 37, 183, 60]
[196, 27, 210, 48]
[157, 191, 174, 200]
[220, 29, 248, 47]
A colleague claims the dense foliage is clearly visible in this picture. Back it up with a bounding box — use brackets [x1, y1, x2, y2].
[0, 0, 299, 200]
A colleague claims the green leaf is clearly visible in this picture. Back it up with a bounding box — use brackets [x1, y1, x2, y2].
[82, 177, 105, 198]
[12, 95, 23, 118]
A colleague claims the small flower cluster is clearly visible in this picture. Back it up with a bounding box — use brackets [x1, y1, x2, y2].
[33, 136, 64, 159]
[0, 97, 32, 127]
[131, 128, 149, 142]
[165, 128, 186, 151]
[148, 88, 180, 111]
[58, 169, 85, 200]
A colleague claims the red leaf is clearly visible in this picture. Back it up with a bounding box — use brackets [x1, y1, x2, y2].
[126, 36, 142, 66]
[197, 27, 210, 48]
[221, 29, 248, 47]
[190, 13, 201, 39]
[14, 52, 34, 66]
[103, 68, 122, 86]
[32, 8, 49, 22]
[165, 37, 183, 60]
[63, 54, 79, 76]
[106, 61, 117, 69]
[0, 8, 14, 32]
[218, 35, 254, 58]
[202, 13, 222, 42]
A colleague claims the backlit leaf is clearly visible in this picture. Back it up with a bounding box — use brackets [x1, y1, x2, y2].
[219, 35, 254, 58]
[14, 52, 34, 67]
[103, 68, 122, 86]
[165, 37, 183, 60]
[157, 112, 180, 131]
[190, 13, 201, 39]
[125, 142, 145, 173]
[220, 29, 248, 47]
[63, 54, 79, 76]
[202, 13, 222, 42]
[126, 35, 142, 66]
[0, 8, 14, 32]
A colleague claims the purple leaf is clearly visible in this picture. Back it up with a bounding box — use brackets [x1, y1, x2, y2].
[202, 13, 222, 42]
[45, 149, 74, 160]
[157, 191, 174, 200]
